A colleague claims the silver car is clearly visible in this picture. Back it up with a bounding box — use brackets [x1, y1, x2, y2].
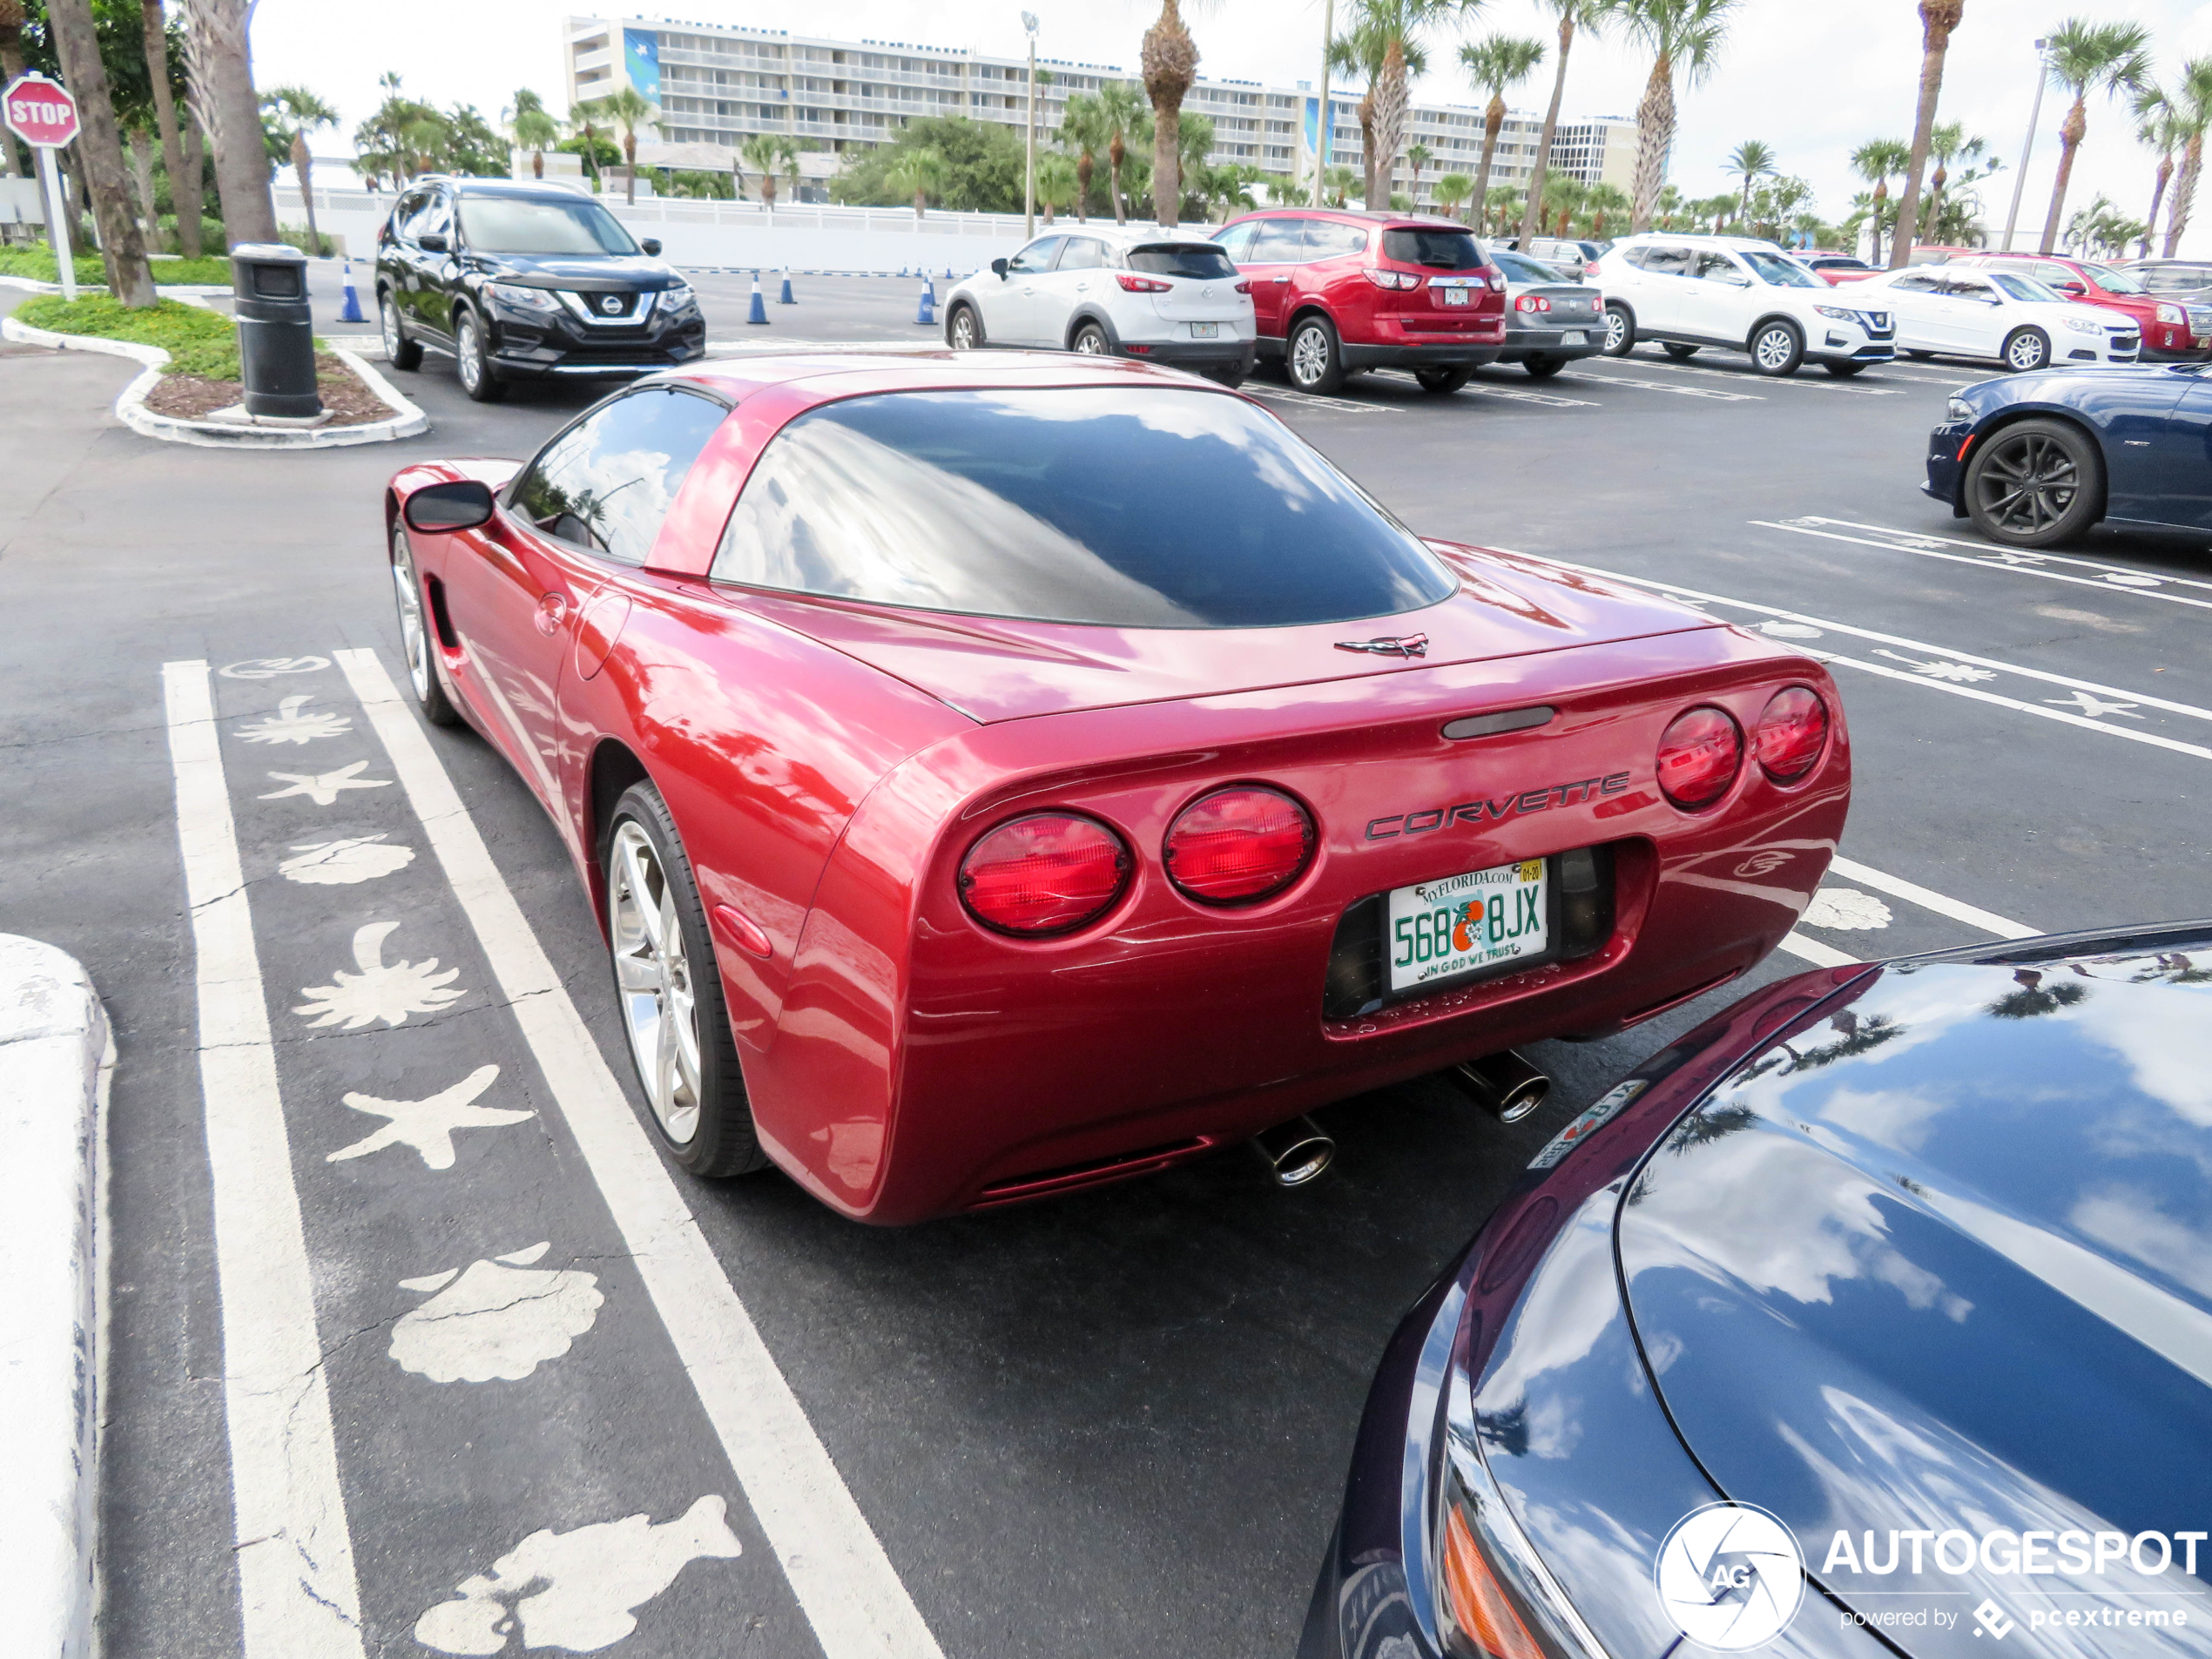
[1484, 246, 1607, 380]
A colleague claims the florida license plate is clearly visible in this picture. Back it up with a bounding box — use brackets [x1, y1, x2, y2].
[1189, 321, 1219, 338]
[1386, 859, 1548, 993]
[1561, 330, 1588, 345]
[1440, 288, 1470, 306]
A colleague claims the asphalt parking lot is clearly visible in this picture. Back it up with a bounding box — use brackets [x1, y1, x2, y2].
[4, 274, 2207, 1658]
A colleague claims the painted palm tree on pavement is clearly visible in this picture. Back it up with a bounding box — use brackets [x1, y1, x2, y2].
[1889, 1, 1965, 268]
[1613, 0, 1737, 235]
[1726, 138, 1777, 228]
[2162, 58, 2212, 257]
[2037, 17, 2153, 255]
[1518, 0, 1608, 251]
[1458, 34, 1544, 220]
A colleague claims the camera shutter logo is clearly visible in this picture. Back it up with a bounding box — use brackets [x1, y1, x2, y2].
[1655, 1503, 1806, 1649]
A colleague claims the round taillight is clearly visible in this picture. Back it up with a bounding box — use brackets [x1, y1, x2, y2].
[1163, 785, 1316, 905]
[1655, 707, 1743, 810]
[1755, 686, 1830, 782]
[959, 813, 1130, 936]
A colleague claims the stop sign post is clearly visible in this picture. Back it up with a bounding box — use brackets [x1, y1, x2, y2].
[3, 71, 84, 302]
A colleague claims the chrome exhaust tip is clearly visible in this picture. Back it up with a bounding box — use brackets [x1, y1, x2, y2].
[1447, 1050, 1551, 1124]
[1250, 1116, 1336, 1188]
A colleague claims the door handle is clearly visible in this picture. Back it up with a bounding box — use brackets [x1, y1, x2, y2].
[1075, 282, 1089, 293]
[535, 592, 569, 637]
[1271, 275, 1291, 284]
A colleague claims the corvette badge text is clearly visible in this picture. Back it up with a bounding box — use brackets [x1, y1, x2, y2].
[1366, 771, 1633, 840]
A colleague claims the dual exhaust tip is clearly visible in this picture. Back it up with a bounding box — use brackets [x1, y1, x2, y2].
[1246, 1049, 1551, 1189]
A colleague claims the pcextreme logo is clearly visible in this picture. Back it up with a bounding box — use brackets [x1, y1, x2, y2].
[1655, 1503, 1806, 1650]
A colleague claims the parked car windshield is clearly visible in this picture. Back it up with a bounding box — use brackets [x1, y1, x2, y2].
[1491, 248, 1569, 284]
[458, 194, 640, 255]
[1989, 272, 2064, 304]
[1383, 227, 1485, 271]
[1741, 250, 1823, 287]
[1126, 244, 1240, 280]
[2079, 261, 2147, 294]
[710, 388, 1458, 628]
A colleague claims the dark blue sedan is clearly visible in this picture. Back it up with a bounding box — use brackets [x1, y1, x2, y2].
[1927, 362, 2212, 548]
[1301, 923, 2212, 1659]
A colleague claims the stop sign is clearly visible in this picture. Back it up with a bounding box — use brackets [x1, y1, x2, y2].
[3, 71, 81, 150]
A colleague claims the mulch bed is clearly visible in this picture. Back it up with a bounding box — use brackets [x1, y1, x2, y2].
[141, 352, 395, 428]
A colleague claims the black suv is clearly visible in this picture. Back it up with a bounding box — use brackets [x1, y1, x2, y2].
[374, 177, 705, 402]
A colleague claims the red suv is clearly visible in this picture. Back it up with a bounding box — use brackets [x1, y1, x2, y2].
[1948, 252, 2212, 361]
[1212, 209, 1507, 395]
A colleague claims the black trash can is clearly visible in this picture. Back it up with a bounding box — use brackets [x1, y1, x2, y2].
[229, 242, 322, 419]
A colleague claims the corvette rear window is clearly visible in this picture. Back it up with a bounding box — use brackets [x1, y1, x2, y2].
[709, 388, 1456, 628]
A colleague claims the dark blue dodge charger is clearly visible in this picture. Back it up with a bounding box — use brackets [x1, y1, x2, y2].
[1303, 924, 2212, 1659]
[1927, 361, 2212, 549]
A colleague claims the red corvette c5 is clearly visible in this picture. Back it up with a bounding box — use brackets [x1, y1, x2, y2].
[384, 353, 1851, 1224]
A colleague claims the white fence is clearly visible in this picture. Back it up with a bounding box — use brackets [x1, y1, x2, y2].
[272, 185, 1198, 276]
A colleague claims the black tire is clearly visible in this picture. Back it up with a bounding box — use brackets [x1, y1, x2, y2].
[603, 781, 769, 1178]
[1414, 365, 1474, 395]
[454, 307, 508, 403]
[1200, 366, 1249, 388]
[1071, 320, 1114, 356]
[947, 302, 983, 350]
[380, 290, 422, 372]
[1522, 354, 1565, 380]
[1662, 342, 1700, 361]
[1601, 303, 1635, 357]
[1824, 360, 1867, 378]
[1750, 318, 1805, 376]
[1286, 313, 1347, 395]
[1964, 416, 2104, 549]
[1905, 348, 1935, 361]
[2002, 327, 2053, 374]
[388, 523, 461, 727]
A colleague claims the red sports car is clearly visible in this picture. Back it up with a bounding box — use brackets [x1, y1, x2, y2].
[384, 353, 1851, 1223]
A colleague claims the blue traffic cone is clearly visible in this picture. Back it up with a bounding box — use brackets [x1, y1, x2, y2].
[945, 266, 954, 280]
[778, 268, 795, 304]
[746, 271, 769, 325]
[338, 258, 363, 323]
[916, 276, 936, 327]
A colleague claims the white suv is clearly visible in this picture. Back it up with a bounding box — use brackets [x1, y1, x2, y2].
[944, 224, 1258, 386]
[1595, 233, 1897, 377]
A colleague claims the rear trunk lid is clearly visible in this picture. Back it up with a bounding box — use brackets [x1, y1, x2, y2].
[720, 543, 1723, 723]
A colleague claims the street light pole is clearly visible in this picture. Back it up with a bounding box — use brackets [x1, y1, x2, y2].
[1022, 11, 1039, 239]
[1311, 0, 1334, 207]
[2002, 38, 2049, 253]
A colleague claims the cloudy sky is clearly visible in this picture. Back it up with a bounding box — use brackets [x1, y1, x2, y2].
[254, 0, 2212, 254]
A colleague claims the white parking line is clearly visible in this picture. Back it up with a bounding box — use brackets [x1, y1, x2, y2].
[335, 650, 946, 1659]
[1756, 517, 2212, 613]
[1595, 355, 1906, 395]
[1784, 515, 2212, 598]
[163, 661, 368, 1659]
[1774, 852, 2039, 969]
[1777, 932, 1858, 967]
[1556, 372, 1763, 401]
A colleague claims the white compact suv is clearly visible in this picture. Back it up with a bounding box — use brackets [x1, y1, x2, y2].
[944, 224, 1258, 385]
[1853, 265, 2141, 370]
[1595, 233, 1897, 377]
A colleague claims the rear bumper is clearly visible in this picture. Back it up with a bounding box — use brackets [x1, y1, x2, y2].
[1339, 341, 1506, 369]
[1495, 326, 1604, 363]
[1123, 340, 1258, 373]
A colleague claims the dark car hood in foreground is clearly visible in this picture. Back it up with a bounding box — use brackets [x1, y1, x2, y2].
[1618, 940, 2212, 1653]
[731, 543, 1728, 722]
[461, 251, 681, 291]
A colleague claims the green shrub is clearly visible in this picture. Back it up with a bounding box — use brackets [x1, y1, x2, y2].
[15, 293, 243, 379]
[0, 244, 237, 288]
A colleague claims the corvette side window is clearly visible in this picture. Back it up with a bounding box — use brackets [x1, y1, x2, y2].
[508, 388, 729, 565]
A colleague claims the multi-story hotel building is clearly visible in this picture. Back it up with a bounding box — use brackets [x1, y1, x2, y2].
[563, 15, 1636, 208]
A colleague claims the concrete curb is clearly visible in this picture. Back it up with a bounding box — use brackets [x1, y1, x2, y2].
[0, 314, 428, 448]
[0, 935, 112, 1659]
[0, 273, 234, 298]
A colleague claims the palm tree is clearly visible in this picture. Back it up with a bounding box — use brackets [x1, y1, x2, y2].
[1339, 0, 1480, 215]
[0, 0, 24, 179]
[1058, 91, 1109, 220]
[1141, 2, 1216, 228]
[44, 0, 157, 300]
[1543, 170, 1588, 237]
[1325, 165, 1360, 207]
[1613, 0, 1736, 234]
[2164, 58, 2212, 257]
[1887, 1, 1966, 267]
[508, 89, 563, 180]
[577, 84, 658, 206]
[1726, 139, 1777, 227]
[886, 145, 948, 217]
[1851, 138, 1910, 261]
[1433, 170, 1473, 220]
[1097, 80, 1147, 223]
[137, 0, 201, 255]
[261, 86, 339, 255]
[1584, 180, 1629, 238]
[1919, 120, 1970, 240]
[1518, 0, 1608, 250]
[1327, 18, 1390, 207]
[1406, 140, 1432, 205]
[1458, 35, 1545, 219]
[1482, 182, 1519, 232]
[2133, 88, 2184, 260]
[2037, 18, 2153, 256]
[739, 132, 795, 207]
[180, 0, 280, 244]
[1034, 150, 1078, 225]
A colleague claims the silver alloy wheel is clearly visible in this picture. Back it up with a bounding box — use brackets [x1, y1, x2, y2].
[1075, 325, 1108, 354]
[381, 294, 403, 358]
[457, 315, 482, 391]
[1755, 326, 1797, 371]
[608, 821, 704, 1145]
[1291, 322, 1330, 387]
[2006, 330, 2048, 371]
[391, 531, 433, 702]
[1605, 308, 1629, 352]
[951, 307, 977, 348]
